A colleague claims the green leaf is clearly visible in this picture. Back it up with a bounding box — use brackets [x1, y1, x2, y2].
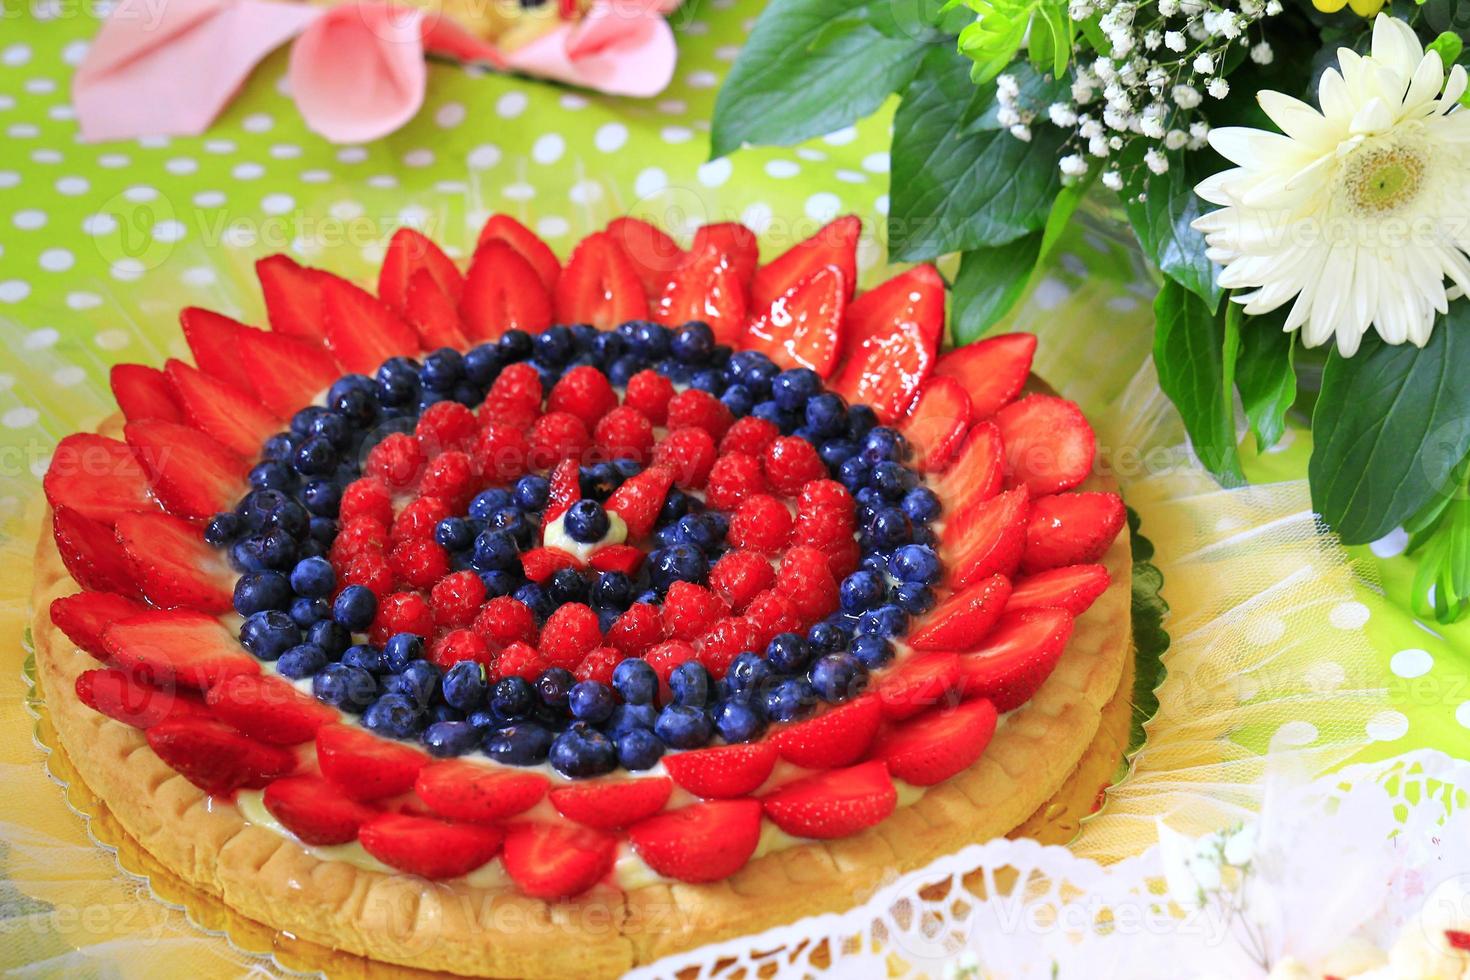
[1127, 507, 1170, 756]
[969, 61, 1071, 131]
[950, 233, 1043, 344]
[1122, 151, 1223, 313]
[710, 0, 932, 159]
[1152, 280, 1246, 486]
[955, 0, 1035, 83]
[1310, 309, 1470, 545]
[889, 49, 1067, 260]
[1428, 30, 1464, 67]
[1234, 309, 1296, 452]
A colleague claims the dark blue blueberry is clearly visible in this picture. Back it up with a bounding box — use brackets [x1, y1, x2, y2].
[308, 517, 338, 544]
[838, 457, 871, 492]
[612, 457, 642, 480]
[726, 350, 777, 395]
[363, 693, 424, 739]
[671, 321, 715, 363]
[606, 702, 658, 734]
[648, 544, 707, 591]
[591, 571, 634, 611]
[487, 507, 534, 548]
[289, 556, 335, 598]
[726, 652, 773, 697]
[485, 723, 556, 766]
[342, 643, 387, 674]
[240, 611, 300, 660]
[675, 513, 724, 551]
[634, 588, 660, 606]
[307, 619, 351, 657]
[867, 507, 912, 549]
[233, 571, 291, 616]
[492, 676, 534, 720]
[300, 480, 341, 517]
[205, 512, 242, 545]
[911, 525, 938, 548]
[420, 348, 465, 390]
[289, 596, 329, 628]
[534, 325, 574, 366]
[467, 710, 497, 730]
[653, 524, 682, 549]
[607, 355, 644, 387]
[616, 728, 664, 770]
[312, 663, 378, 712]
[818, 439, 858, 470]
[659, 488, 695, 525]
[547, 567, 590, 606]
[807, 620, 850, 656]
[656, 357, 694, 383]
[276, 643, 328, 679]
[804, 392, 848, 437]
[514, 583, 556, 621]
[720, 383, 754, 417]
[654, 704, 713, 749]
[857, 603, 908, 637]
[612, 659, 658, 705]
[435, 517, 474, 553]
[232, 529, 297, 572]
[291, 435, 336, 477]
[470, 530, 520, 572]
[569, 680, 616, 724]
[462, 343, 501, 385]
[578, 462, 619, 502]
[846, 404, 879, 440]
[669, 661, 710, 707]
[630, 321, 671, 358]
[765, 632, 811, 674]
[860, 550, 890, 575]
[689, 369, 724, 395]
[534, 667, 574, 712]
[549, 721, 618, 778]
[751, 399, 785, 428]
[290, 406, 329, 438]
[330, 383, 378, 427]
[839, 570, 886, 614]
[872, 461, 916, 500]
[422, 720, 479, 757]
[333, 585, 377, 631]
[248, 461, 296, 492]
[762, 677, 817, 723]
[513, 474, 549, 510]
[564, 500, 610, 544]
[469, 488, 515, 521]
[861, 427, 908, 465]
[590, 331, 625, 366]
[498, 328, 534, 361]
[850, 634, 894, 669]
[395, 660, 441, 705]
[382, 633, 424, 673]
[772, 368, 821, 411]
[713, 698, 766, 742]
[261, 432, 296, 462]
[442, 660, 488, 712]
[809, 653, 868, 703]
[901, 487, 941, 524]
[480, 569, 522, 598]
[893, 582, 935, 615]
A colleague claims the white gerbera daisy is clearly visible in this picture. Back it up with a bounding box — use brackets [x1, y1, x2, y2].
[1192, 15, 1470, 355]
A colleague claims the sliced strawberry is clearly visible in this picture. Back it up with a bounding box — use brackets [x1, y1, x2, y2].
[316, 722, 427, 801]
[933, 333, 1037, 419]
[51, 508, 141, 596]
[179, 306, 255, 393]
[75, 668, 212, 728]
[44, 433, 154, 524]
[829, 264, 944, 424]
[320, 273, 420, 374]
[476, 213, 561, 292]
[900, 376, 972, 473]
[206, 673, 337, 745]
[956, 608, 1074, 710]
[932, 420, 1004, 515]
[520, 547, 583, 584]
[541, 457, 582, 531]
[256, 254, 328, 341]
[502, 822, 616, 900]
[604, 464, 676, 541]
[744, 264, 846, 378]
[588, 544, 644, 576]
[1007, 564, 1111, 616]
[995, 395, 1096, 496]
[235, 326, 341, 418]
[874, 699, 998, 786]
[1022, 493, 1126, 573]
[908, 574, 1012, 652]
[942, 485, 1029, 590]
[50, 591, 148, 659]
[124, 420, 247, 520]
[404, 268, 469, 349]
[115, 511, 233, 612]
[873, 652, 962, 720]
[627, 799, 763, 883]
[359, 812, 503, 880]
[103, 610, 260, 689]
[549, 777, 673, 830]
[654, 241, 748, 346]
[146, 718, 297, 795]
[555, 231, 649, 330]
[414, 760, 548, 822]
[606, 216, 684, 298]
[111, 364, 184, 424]
[761, 760, 896, 840]
[378, 226, 463, 313]
[663, 741, 778, 799]
[772, 695, 881, 769]
[165, 359, 280, 458]
[691, 222, 758, 287]
[460, 240, 553, 339]
[263, 774, 380, 845]
[751, 214, 859, 310]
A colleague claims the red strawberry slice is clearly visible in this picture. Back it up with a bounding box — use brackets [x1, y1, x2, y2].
[761, 760, 897, 840]
[908, 574, 1012, 652]
[874, 652, 962, 720]
[654, 241, 748, 346]
[103, 610, 260, 689]
[115, 511, 233, 612]
[179, 306, 255, 393]
[111, 364, 184, 424]
[125, 420, 247, 520]
[549, 777, 673, 830]
[359, 812, 504, 880]
[772, 695, 882, 769]
[50, 591, 149, 659]
[744, 264, 846, 378]
[236, 326, 341, 418]
[316, 722, 428, 801]
[320, 274, 420, 373]
[942, 485, 1029, 589]
[873, 699, 998, 786]
[995, 395, 1097, 496]
[1022, 493, 1126, 573]
[606, 216, 684, 298]
[460, 240, 554, 339]
[206, 673, 337, 745]
[256, 254, 328, 341]
[165, 359, 280, 458]
[956, 608, 1074, 710]
[932, 420, 1004, 514]
[378, 226, 462, 312]
[588, 544, 644, 576]
[541, 457, 582, 530]
[502, 822, 616, 900]
[146, 718, 297, 795]
[900, 376, 972, 473]
[520, 547, 583, 584]
[51, 507, 141, 596]
[75, 668, 212, 728]
[627, 799, 763, 883]
[1007, 564, 1111, 616]
[404, 268, 469, 349]
[751, 214, 860, 310]
[414, 760, 549, 822]
[605, 464, 676, 540]
[691, 222, 758, 286]
[555, 231, 649, 330]
[829, 264, 944, 424]
[476, 213, 561, 292]
[263, 775, 380, 845]
[933, 333, 1037, 419]
[44, 433, 154, 524]
[662, 741, 778, 799]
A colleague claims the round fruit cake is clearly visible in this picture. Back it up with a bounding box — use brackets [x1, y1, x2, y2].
[31, 214, 1133, 978]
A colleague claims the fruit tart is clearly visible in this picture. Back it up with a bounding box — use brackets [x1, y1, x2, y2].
[31, 214, 1133, 978]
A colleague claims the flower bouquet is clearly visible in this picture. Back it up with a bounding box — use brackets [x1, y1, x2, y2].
[712, 0, 1470, 622]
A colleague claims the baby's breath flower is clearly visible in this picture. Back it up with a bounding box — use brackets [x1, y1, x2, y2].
[1048, 102, 1079, 127]
[1193, 52, 1215, 74]
[1165, 129, 1189, 150]
[1145, 148, 1170, 174]
[1102, 170, 1124, 191]
[1164, 30, 1186, 51]
[1144, 30, 1163, 50]
[1207, 77, 1230, 99]
[1173, 84, 1202, 109]
[1060, 154, 1089, 177]
[1250, 41, 1274, 64]
[996, 74, 1020, 99]
[1009, 124, 1033, 142]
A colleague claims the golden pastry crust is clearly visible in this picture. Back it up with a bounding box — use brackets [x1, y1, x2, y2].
[31, 416, 1133, 979]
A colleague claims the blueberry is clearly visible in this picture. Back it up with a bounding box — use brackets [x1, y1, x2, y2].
[563, 499, 610, 544]
[330, 387, 378, 427]
[422, 720, 479, 757]
[612, 457, 642, 480]
[846, 404, 879, 440]
[871, 461, 915, 500]
[893, 582, 935, 615]
[671, 321, 715, 363]
[534, 325, 574, 366]
[487, 507, 533, 548]
[590, 330, 626, 366]
[515, 583, 556, 621]
[307, 620, 351, 657]
[807, 621, 850, 656]
[912, 526, 938, 548]
[290, 407, 329, 438]
[435, 517, 474, 552]
[396, 660, 441, 705]
[383, 633, 425, 673]
[287, 556, 334, 599]
[298, 481, 340, 518]
[838, 457, 871, 492]
[313, 663, 378, 712]
[805, 393, 848, 438]
[762, 677, 817, 723]
[648, 544, 707, 591]
[579, 462, 620, 501]
[231, 531, 295, 572]
[850, 634, 894, 669]
[492, 676, 534, 720]
[607, 355, 643, 387]
[861, 427, 908, 464]
[549, 721, 618, 778]
[261, 432, 296, 462]
[669, 661, 711, 707]
[441, 660, 488, 712]
[589, 571, 634, 612]
[362, 693, 424, 739]
[513, 474, 550, 510]
[612, 659, 658, 705]
[467, 710, 498, 730]
[606, 702, 658, 734]
[689, 369, 725, 395]
[342, 643, 387, 674]
[204, 512, 242, 546]
[654, 704, 714, 749]
[809, 653, 869, 703]
[569, 680, 616, 724]
[818, 439, 858, 470]
[484, 723, 555, 766]
[469, 488, 515, 521]
[288, 596, 329, 628]
[233, 571, 291, 616]
[289, 434, 335, 477]
[534, 667, 575, 712]
[498, 328, 534, 361]
[547, 567, 590, 606]
[630, 321, 671, 358]
[470, 530, 520, 572]
[240, 611, 300, 660]
[675, 513, 722, 551]
[616, 728, 665, 770]
[249, 461, 296, 492]
[308, 518, 338, 545]
[713, 698, 767, 742]
[720, 383, 755, 418]
[857, 603, 908, 637]
[420, 348, 465, 390]
[726, 652, 774, 697]
[772, 368, 821, 411]
[839, 570, 886, 614]
[867, 507, 912, 549]
[901, 487, 941, 524]
[276, 643, 328, 679]
[333, 585, 377, 631]
[765, 632, 812, 674]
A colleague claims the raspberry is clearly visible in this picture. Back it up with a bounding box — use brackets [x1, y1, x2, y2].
[340, 549, 394, 598]
[484, 362, 543, 424]
[607, 602, 664, 655]
[430, 628, 492, 670]
[431, 570, 487, 629]
[697, 617, 759, 677]
[549, 365, 618, 429]
[416, 401, 478, 453]
[652, 426, 717, 489]
[574, 646, 624, 685]
[339, 478, 394, 526]
[708, 549, 776, 612]
[823, 537, 862, 579]
[391, 496, 452, 544]
[473, 596, 539, 648]
[798, 479, 855, 515]
[331, 516, 388, 564]
[728, 494, 793, 553]
[645, 639, 698, 684]
[371, 590, 436, 643]
[794, 480, 857, 549]
[538, 602, 602, 669]
[474, 422, 531, 481]
[777, 546, 839, 622]
[743, 589, 802, 649]
[719, 416, 780, 457]
[419, 452, 477, 510]
[624, 369, 675, 425]
[491, 641, 546, 681]
[593, 405, 655, 464]
[764, 436, 826, 497]
[528, 411, 591, 471]
[390, 538, 451, 589]
[667, 389, 733, 441]
[365, 432, 424, 489]
[661, 581, 728, 642]
[705, 452, 767, 511]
